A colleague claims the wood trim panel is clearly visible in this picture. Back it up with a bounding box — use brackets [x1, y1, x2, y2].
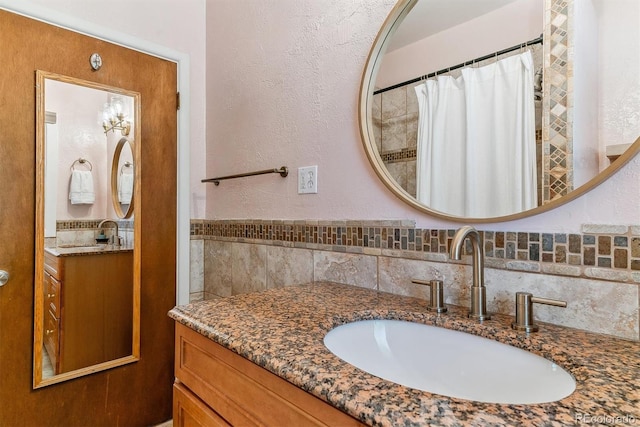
[175, 323, 365, 427]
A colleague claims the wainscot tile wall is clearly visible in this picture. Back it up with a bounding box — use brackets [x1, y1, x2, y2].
[189, 219, 640, 341]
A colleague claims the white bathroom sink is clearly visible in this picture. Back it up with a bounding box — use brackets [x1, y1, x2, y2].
[323, 319, 575, 404]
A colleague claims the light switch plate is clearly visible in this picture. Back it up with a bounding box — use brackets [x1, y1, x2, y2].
[298, 165, 318, 194]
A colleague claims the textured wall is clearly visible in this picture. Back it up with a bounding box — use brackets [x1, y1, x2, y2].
[205, 0, 640, 233]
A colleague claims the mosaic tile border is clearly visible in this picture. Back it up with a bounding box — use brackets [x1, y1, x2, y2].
[56, 219, 134, 230]
[191, 220, 640, 284]
[380, 148, 417, 163]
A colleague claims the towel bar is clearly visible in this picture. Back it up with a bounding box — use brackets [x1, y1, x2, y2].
[202, 166, 288, 186]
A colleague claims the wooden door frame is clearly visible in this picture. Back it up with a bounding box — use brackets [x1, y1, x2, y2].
[0, 0, 191, 306]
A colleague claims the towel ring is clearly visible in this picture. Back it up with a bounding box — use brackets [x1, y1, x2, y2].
[71, 158, 92, 171]
[120, 161, 133, 174]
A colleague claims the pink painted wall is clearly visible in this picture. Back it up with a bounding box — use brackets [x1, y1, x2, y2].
[596, 0, 640, 156]
[573, 0, 600, 186]
[46, 79, 110, 220]
[573, 0, 640, 185]
[205, 0, 640, 233]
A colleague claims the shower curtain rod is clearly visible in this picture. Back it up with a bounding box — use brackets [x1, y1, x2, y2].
[374, 34, 543, 95]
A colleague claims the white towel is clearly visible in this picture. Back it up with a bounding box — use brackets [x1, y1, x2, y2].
[69, 170, 95, 205]
[118, 173, 133, 204]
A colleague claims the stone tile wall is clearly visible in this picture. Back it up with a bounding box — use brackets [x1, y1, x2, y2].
[189, 219, 640, 341]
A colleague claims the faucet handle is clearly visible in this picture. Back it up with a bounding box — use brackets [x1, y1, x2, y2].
[411, 279, 448, 313]
[511, 292, 567, 333]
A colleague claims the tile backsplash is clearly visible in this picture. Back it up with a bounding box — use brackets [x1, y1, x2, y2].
[48, 219, 134, 248]
[190, 219, 640, 341]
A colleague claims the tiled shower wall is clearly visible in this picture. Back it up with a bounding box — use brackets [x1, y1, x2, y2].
[189, 219, 640, 341]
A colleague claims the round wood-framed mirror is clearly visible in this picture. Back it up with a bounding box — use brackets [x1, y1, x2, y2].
[111, 137, 135, 219]
[359, 0, 640, 222]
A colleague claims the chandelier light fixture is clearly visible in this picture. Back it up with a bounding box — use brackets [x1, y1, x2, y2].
[102, 96, 131, 136]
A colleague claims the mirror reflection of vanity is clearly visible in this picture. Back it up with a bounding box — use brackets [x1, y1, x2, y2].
[360, 0, 640, 221]
[34, 71, 140, 388]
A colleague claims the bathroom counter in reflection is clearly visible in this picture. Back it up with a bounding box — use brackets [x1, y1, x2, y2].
[45, 244, 133, 257]
[168, 282, 640, 426]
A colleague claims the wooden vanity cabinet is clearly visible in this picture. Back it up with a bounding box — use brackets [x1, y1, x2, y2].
[43, 269, 61, 369]
[174, 323, 365, 427]
[43, 250, 133, 374]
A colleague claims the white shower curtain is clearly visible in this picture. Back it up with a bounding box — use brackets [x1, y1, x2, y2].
[414, 51, 537, 218]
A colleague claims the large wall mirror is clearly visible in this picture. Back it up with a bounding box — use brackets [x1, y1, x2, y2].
[33, 70, 141, 388]
[359, 0, 640, 222]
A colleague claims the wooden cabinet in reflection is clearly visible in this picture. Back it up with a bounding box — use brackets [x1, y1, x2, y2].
[43, 250, 133, 374]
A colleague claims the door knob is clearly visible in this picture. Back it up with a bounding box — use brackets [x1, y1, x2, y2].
[0, 270, 9, 287]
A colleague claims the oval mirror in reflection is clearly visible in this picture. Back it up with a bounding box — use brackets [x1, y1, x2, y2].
[359, 0, 640, 221]
[34, 70, 140, 388]
[111, 137, 135, 219]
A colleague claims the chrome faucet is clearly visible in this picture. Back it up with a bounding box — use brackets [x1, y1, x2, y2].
[449, 226, 490, 321]
[98, 219, 120, 246]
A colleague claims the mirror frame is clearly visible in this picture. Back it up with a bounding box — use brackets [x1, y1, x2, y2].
[111, 137, 135, 219]
[358, 0, 640, 223]
[33, 70, 141, 388]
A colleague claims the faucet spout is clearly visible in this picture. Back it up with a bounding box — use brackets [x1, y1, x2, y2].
[449, 226, 490, 321]
[98, 219, 120, 246]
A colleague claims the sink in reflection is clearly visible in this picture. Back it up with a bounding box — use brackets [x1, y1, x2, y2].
[323, 319, 576, 404]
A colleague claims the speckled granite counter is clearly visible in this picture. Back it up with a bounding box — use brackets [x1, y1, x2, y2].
[45, 244, 133, 257]
[168, 282, 640, 426]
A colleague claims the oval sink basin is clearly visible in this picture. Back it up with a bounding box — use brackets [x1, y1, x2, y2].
[323, 319, 575, 404]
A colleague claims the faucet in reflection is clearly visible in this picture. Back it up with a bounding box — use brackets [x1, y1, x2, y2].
[98, 219, 120, 246]
[449, 226, 490, 321]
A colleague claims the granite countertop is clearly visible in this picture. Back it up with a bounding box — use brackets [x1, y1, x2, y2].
[45, 244, 133, 257]
[168, 281, 640, 426]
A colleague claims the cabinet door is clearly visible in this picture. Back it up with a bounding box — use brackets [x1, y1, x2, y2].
[44, 251, 64, 280]
[174, 382, 230, 427]
[43, 311, 59, 373]
[44, 271, 61, 317]
[175, 323, 365, 427]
